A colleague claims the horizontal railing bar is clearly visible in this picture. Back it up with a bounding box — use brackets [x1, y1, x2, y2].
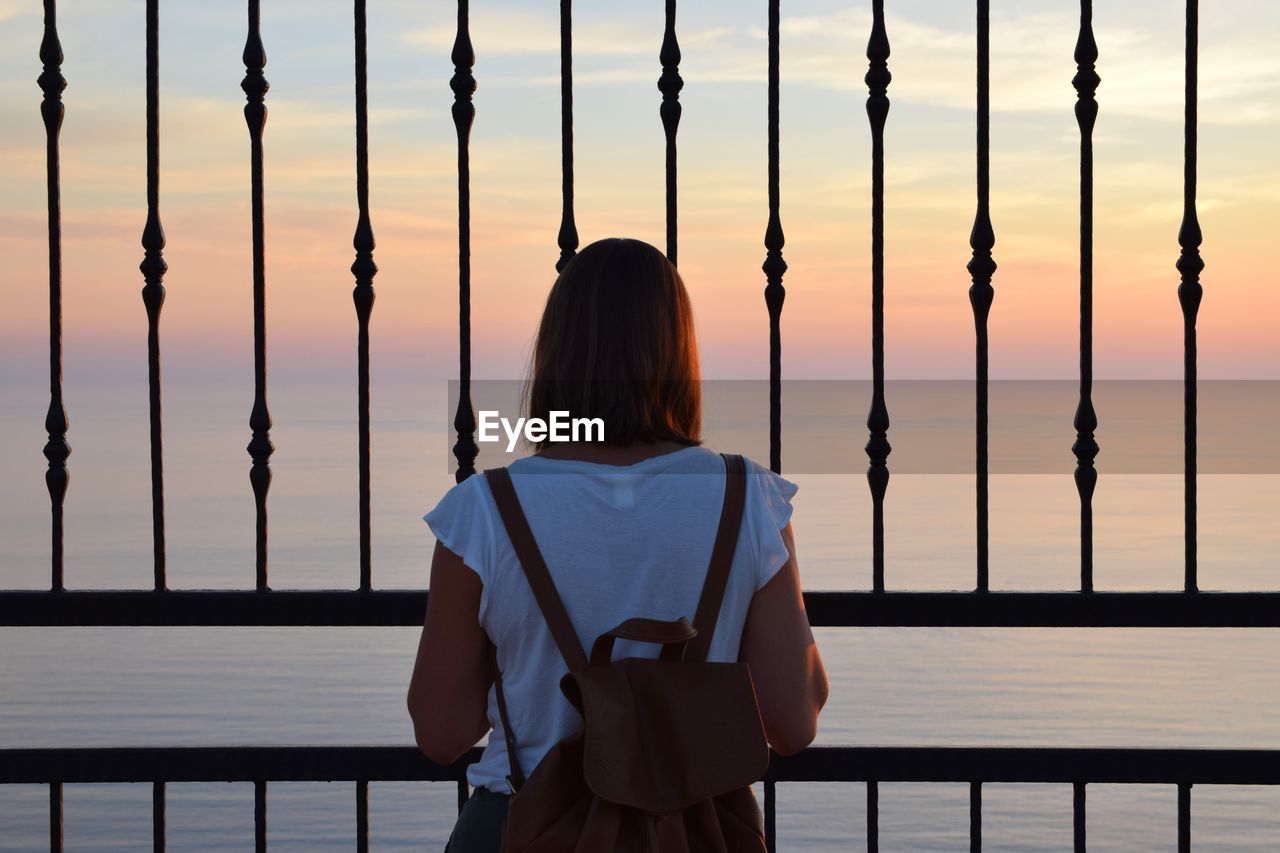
[771, 746, 1280, 785]
[801, 590, 1280, 627]
[2, 590, 1279, 627]
[0, 746, 475, 784]
[2, 746, 1277, 786]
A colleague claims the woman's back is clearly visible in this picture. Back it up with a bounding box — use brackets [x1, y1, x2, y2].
[424, 445, 797, 793]
[408, 238, 825, 851]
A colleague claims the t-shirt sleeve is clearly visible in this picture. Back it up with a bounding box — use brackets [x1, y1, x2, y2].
[422, 473, 500, 624]
[743, 457, 799, 591]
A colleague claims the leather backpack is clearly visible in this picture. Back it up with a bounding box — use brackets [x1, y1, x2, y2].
[483, 453, 770, 852]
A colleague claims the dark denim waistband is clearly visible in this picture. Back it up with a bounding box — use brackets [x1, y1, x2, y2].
[443, 786, 510, 853]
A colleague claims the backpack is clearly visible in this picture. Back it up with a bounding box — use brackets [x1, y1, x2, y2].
[482, 453, 770, 853]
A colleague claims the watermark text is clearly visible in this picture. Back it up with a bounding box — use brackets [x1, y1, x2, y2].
[477, 410, 605, 452]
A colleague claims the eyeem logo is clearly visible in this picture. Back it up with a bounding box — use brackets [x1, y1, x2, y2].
[477, 410, 605, 452]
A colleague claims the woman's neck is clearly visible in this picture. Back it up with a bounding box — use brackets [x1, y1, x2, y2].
[534, 440, 691, 466]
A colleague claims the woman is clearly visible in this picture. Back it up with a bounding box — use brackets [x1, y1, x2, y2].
[408, 237, 828, 851]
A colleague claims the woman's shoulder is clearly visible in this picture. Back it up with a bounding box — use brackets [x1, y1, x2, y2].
[732, 453, 798, 525]
[423, 473, 498, 555]
[430, 448, 795, 510]
[658, 447, 799, 518]
[421, 473, 506, 596]
[505, 444, 719, 475]
[695, 447, 796, 484]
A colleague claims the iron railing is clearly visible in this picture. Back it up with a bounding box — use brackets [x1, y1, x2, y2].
[5, 0, 1278, 850]
[4, 746, 1279, 852]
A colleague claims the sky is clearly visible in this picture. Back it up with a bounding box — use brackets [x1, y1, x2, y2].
[2, 0, 1279, 386]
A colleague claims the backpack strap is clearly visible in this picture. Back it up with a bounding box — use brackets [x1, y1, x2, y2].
[485, 467, 590, 673]
[489, 648, 525, 791]
[486, 466, 591, 792]
[684, 453, 748, 662]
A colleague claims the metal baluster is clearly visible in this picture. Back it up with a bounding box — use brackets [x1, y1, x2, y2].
[49, 782, 62, 853]
[242, 0, 274, 591]
[355, 780, 369, 853]
[1072, 0, 1100, 593]
[867, 780, 879, 853]
[969, 0, 996, 592]
[970, 781, 982, 852]
[152, 781, 166, 852]
[1177, 782, 1192, 852]
[352, 0, 377, 591]
[658, 0, 682, 265]
[865, 0, 891, 592]
[764, 779, 777, 853]
[762, 0, 786, 476]
[1073, 781, 1086, 852]
[556, 0, 578, 272]
[141, 0, 168, 591]
[456, 780, 469, 813]
[39, 0, 69, 593]
[451, 0, 478, 482]
[254, 780, 268, 852]
[1177, 0, 1203, 594]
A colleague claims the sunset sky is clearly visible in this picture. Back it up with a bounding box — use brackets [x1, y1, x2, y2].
[2, 0, 1278, 387]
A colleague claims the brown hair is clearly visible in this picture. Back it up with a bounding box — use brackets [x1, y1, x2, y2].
[525, 237, 701, 448]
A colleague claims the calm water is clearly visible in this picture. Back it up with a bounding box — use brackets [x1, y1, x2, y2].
[3, 379, 1279, 850]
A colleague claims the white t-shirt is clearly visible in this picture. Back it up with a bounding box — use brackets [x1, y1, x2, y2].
[423, 445, 798, 793]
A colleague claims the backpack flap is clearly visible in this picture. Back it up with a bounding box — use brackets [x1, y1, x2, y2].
[561, 658, 770, 815]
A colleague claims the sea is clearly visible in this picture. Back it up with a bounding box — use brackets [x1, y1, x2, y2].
[2, 378, 1279, 851]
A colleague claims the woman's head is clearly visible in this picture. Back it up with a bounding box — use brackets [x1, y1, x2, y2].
[526, 237, 701, 448]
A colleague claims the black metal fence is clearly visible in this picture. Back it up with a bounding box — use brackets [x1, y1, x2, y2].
[4, 0, 1278, 850]
[5, 745, 1279, 851]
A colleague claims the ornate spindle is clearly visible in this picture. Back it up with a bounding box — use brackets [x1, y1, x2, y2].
[556, 0, 578, 272]
[658, 0, 682, 265]
[242, 0, 274, 591]
[865, 0, 892, 593]
[1072, 0, 1100, 593]
[39, 0, 69, 593]
[141, 0, 168, 591]
[451, 0, 478, 482]
[762, 0, 786, 476]
[968, 0, 997, 593]
[352, 0, 377, 591]
[1177, 0, 1203, 594]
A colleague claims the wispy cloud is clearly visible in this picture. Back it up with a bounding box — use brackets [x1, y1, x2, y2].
[402, 9, 733, 58]
[409, 4, 1280, 125]
[756, 8, 1280, 124]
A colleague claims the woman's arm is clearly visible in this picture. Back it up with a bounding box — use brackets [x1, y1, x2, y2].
[738, 523, 828, 755]
[407, 541, 493, 765]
